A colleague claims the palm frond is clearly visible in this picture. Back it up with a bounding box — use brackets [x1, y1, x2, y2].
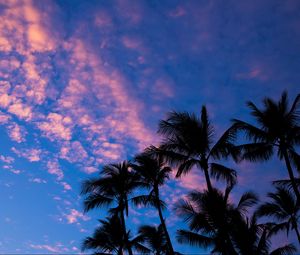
[237, 143, 274, 162]
[237, 191, 258, 215]
[209, 163, 237, 185]
[83, 194, 113, 212]
[176, 229, 213, 248]
[270, 244, 297, 255]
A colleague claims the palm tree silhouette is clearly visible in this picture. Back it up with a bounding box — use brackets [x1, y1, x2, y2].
[81, 161, 140, 255]
[137, 224, 168, 255]
[153, 106, 237, 192]
[232, 91, 300, 201]
[256, 186, 300, 243]
[176, 185, 258, 254]
[231, 214, 297, 255]
[82, 214, 150, 255]
[132, 152, 175, 254]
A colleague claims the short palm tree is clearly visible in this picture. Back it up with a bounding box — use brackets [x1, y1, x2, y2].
[256, 186, 300, 243]
[176, 186, 258, 254]
[132, 153, 174, 254]
[137, 224, 168, 255]
[231, 214, 297, 255]
[232, 91, 300, 201]
[81, 161, 140, 255]
[82, 214, 150, 255]
[153, 106, 237, 192]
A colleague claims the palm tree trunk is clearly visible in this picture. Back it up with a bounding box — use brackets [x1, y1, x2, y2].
[295, 226, 300, 244]
[282, 149, 300, 203]
[203, 161, 213, 192]
[292, 220, 300, 244]
[120, 208, 133, 255]
[155, 188, 174, 255]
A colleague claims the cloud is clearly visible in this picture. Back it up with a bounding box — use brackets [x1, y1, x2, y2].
[47, 160, 64, 181]
[65, 209, 90, 224]
[83, 166, 98, 174]
[29, 178, 47, 184]
[60, 181, 72, 191]
[0, 155, 14, 164]
[7, 123, 26, 143]
[37, 113, 72, 141]
[11, 147, 41, 162]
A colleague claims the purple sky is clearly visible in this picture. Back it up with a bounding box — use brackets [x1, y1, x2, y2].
[0, 0, 299, 253]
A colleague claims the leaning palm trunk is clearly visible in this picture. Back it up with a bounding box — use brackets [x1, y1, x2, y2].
[292, 219, 300, 244]
[155, 188, 174, 255]
[282, 149, 300, 203]
[120, 205, 133, 255]
[202, 160, 213, 192]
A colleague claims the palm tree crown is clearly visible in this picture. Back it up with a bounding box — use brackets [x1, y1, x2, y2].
[256, 186, 300, 243]
[176, 186, 258, 254]
[132, 152, 174, 255]
[232, 91, 300, 201]
[82, 214, 150, 255]
[81, 161, 140, 255]
[154, 106, 237, 191]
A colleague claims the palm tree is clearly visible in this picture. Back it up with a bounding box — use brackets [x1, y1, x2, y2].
[231, 214, 297, 255]
[132, 153, 175, 254]
[232, 91, 300, 201]
[176, 186, 258, 254]
[82, 214, 150, 255]
[153, 106, 237, 192]
[256, 186, 300, 243]
[81, 161, 140, 255]
[137, 224, 168, 255]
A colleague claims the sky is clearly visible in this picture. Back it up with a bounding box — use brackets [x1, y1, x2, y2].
[0, 0, 299, 253]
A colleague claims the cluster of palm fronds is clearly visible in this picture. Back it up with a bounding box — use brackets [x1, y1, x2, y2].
[81, 91, 300, 255]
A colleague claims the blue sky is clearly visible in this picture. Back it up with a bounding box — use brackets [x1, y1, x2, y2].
[0, 0, 299, 253]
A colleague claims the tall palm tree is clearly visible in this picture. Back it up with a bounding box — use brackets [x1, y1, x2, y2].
[82, 214, 150, 255]
[81, 161, 140, 255]
[132, 153, 175, 254]
[153, 106, 237, 192]
[232, 91, 300, 201]
[256, 186, 300, 243]
[176, 186, 258, 254]
[231, 214, 297, 255]
[137, 224, 168, 255]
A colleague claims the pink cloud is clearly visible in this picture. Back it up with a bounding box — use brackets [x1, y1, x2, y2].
[7, 101, 32, 120]
[176, 170, 207, 191]
[83, 166, 98, 174]
[30, 244, 59, 253]
[65, 209, 90, 224]
[29, 178, 47, 184]
[11, 147, 41, 162]
[0, 155, 14, 164]
[47, 160, 64, 180]
[38, 113, 72, 141]
[60, 181, 72, 191]
[236, 67, 269, 81]
[152, 77, 175, 99]
[0, 111, 10, 124]
[7, 123, 26, 143]
[59, 141, 88, 163]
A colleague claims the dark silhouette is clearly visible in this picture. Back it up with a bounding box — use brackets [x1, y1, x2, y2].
[81, 161, 140, 255]
[82, 214, 150, 255]
[137, 224, 168, 255]
[80, 91, 300, 254]
[175, 185, 257, 254]
[231, 214, 297, 255]
[256, 186, 300, 243]
[232, 92, 300, 202]
[153, 106, 237, 192]
[132, 152, 175, 254]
